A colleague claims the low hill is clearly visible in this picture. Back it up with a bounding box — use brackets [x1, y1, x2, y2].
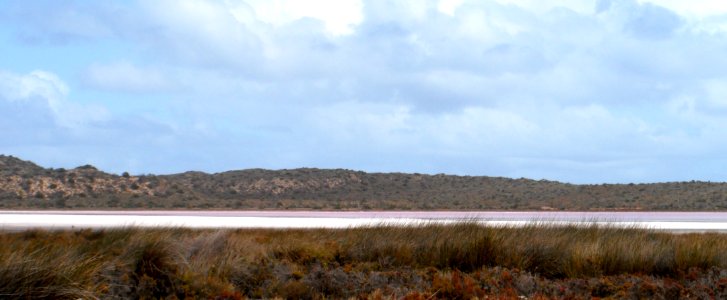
[1, 154, 726, 210]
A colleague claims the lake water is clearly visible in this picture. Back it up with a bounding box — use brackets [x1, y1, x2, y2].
[1, 210, 727, 232]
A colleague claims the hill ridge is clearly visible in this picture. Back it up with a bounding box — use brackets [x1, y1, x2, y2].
[1, 155, 726, 210]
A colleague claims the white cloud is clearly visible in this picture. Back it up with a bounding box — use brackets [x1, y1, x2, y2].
[84, 62, 170, 92]
[311, 101, 415, 148]
[494, 0, 596, 15]
[0, 70, 68, 111]
[137, 0, 263, 68]
[429, 106, 539, 152]
[640, 0, 727, 18]
[5, 0, 727, 182]
[703, 79, 727, 108]
[245, 0, 363, 36]
[437, 0, 465, 16]
[0, 70, 108, 127]
[2, 2, 115, 44]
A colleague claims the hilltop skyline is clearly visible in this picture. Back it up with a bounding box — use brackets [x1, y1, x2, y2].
[2, 0, 727, 183]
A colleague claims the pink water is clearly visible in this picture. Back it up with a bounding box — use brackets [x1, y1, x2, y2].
[3, 210, 727, 221]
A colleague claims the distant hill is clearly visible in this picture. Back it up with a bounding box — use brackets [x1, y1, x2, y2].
[1, 154, 726, 210]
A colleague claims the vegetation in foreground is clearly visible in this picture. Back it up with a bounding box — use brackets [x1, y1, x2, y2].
[1, 223, 726, 299]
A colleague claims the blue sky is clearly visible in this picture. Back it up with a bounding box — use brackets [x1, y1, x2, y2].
[2, 0, 727, 183]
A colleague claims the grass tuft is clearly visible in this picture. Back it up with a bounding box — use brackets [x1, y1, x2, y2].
[1, 223, 726, 298]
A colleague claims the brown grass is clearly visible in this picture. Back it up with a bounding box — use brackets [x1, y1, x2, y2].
[1, 223, 726, 299]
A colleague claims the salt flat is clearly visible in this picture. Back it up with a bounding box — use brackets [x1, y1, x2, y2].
[1, 210, 727, 232]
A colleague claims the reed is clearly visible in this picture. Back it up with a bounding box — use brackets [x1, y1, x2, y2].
[1, 223, 726, 299]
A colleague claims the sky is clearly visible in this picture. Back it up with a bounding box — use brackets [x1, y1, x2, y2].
[1, 0, 727, 184]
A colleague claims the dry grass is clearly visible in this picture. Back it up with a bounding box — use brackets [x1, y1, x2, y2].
[1, 223, 726, 299]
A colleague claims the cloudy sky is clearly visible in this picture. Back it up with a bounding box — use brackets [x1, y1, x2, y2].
[1, 0, 727, 183]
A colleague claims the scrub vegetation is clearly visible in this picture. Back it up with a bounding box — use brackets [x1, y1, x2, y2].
[3, 154, 727, 211]
[1, 223, 726, 299]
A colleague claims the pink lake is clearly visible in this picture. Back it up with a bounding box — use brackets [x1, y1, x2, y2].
[2, 210, 727, 232]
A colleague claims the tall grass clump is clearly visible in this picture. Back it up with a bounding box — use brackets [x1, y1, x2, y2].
[333, 222, 497, 271]
[1, 223, 726, 298]
[0, 230, 101, 299]
[323, 222, 727, 278]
